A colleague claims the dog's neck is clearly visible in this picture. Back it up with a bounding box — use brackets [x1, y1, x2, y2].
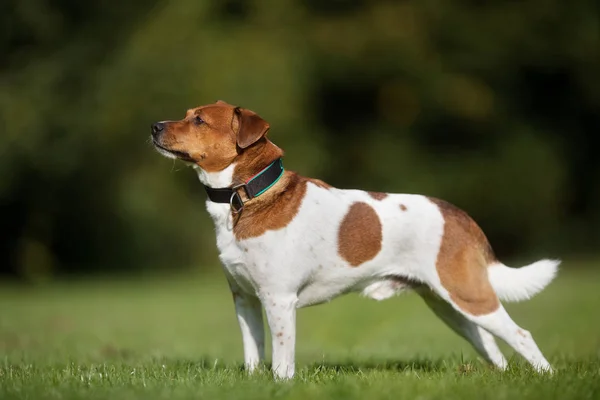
[194, 139, 284, 189]
[195, 139, 287, 228]
[194, 164, 236, 188]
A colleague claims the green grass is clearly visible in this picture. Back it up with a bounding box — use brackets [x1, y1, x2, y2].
[1, 263, 599, 400]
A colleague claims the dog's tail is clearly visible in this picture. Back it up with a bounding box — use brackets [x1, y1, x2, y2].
[488, 259, 560, 302]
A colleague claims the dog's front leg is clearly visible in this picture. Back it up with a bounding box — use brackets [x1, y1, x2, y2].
[263, 293, 298, 379]
[233, 292, 265, 372]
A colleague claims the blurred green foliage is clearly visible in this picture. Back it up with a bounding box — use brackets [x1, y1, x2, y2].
[1, 0, 599, 278]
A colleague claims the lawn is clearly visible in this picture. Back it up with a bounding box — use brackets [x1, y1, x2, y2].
[1, 262, 599, 400]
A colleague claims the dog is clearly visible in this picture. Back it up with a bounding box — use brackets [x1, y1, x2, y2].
[151, 100, 559, 379]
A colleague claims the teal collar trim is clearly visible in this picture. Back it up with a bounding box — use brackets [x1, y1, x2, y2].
[203, 159, 284, 213]
[247, 159, 285, 197]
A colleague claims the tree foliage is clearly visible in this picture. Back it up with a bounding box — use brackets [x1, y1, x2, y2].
[2, 0, 599, 278]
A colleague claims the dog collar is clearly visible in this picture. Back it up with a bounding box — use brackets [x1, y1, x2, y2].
[204, 159, 284, 214]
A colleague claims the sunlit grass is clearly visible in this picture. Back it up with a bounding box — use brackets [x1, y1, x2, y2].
[1, 263, 599, 399]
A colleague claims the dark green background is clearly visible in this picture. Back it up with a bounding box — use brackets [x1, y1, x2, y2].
[2, 0, 599, 279]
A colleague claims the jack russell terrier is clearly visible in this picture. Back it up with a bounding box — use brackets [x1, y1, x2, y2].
[151, 100, 559, 379]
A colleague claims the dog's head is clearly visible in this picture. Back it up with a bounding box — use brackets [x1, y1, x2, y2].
[151, 100, 270, 172]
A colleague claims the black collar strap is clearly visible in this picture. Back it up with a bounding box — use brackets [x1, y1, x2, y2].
[204, 159, 284, 213]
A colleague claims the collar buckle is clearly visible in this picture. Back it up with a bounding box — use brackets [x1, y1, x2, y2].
[229, 183, 250, 214]
[229, 191, 244, 214]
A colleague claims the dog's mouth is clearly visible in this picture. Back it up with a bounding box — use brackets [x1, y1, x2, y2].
[153, 140, 196, 162]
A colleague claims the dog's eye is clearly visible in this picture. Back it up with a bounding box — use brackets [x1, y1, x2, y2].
[193, 116, 204, 125]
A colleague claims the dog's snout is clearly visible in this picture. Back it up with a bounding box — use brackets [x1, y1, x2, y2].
[151, 122, 165, 136]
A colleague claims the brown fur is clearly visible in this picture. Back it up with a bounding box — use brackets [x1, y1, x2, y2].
[232, 139, 284, 190]
[233, 172, 307, 240]
[235, 107, 270, 149]
[225, 132, 312, 240]
[368, 191, 388, 200]
[155, 101, 309, 240]
[429, 198, 499, 315]
[400, 204, 407, 211]
[154, 101, 277, 174]
[338, 202, 382, 267]
[155, 105, 239, 172]
[306, 178, 332, 189]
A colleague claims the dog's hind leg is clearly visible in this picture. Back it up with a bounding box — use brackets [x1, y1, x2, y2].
[457, 304, 553, 373]
[428, 196, 554, 372]
[423, 271, 552, 372]
[424, 269, 552, 372]
[419, 290, 507, 369]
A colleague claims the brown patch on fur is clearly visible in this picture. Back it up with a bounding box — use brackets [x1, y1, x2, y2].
[232, 140, 284, 189]
[368, 191, 388, 200]
[306, 178, 332, 189]
[233, 171, 307, 240]
[400, 204, 407, 211]
[429, 197, 499, 316]
[235, 107, 270, 149]
[338, 202, 382, 267]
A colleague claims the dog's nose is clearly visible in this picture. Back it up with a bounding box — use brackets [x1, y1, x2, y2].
[151, 122, 164, 136]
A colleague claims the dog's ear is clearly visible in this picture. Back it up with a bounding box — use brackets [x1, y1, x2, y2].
[234, 107, 270, 149]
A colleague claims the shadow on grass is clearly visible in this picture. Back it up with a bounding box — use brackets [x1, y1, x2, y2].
[304, 358, 446, 373]
[75, 351, 453, 375]
[156, 356, 448, 374]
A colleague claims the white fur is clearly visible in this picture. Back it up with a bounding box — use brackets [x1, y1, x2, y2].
[419, 290, 508, 369]
[488, 259, 560, 302]
[151, 134, 178, 160]
[231, 289, 264, 372]
[466, 307, 553, 373]
[189, 164, 558, 379]
[359, 278, 413, 301]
